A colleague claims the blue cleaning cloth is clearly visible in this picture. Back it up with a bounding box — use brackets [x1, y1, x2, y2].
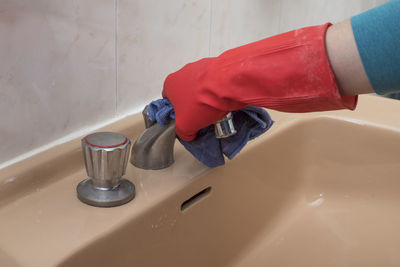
[147, 99, 274, 168]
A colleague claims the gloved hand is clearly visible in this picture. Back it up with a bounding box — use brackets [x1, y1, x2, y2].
[163, 23, 358, 141]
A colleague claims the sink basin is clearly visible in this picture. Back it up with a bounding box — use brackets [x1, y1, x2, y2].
[1, 95, 400, 267]
[62, 117, 400, 266]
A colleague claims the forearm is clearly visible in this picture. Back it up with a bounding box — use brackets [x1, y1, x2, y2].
[327, 1, 400, 96]
[326, 20, 374, 96]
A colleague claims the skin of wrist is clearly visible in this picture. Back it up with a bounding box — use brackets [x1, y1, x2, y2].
[325, 19, 374, 96]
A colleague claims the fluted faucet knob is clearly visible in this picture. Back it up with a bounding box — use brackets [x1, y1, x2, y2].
[77, 132, 135, 207]
[82, 132, 130, 188]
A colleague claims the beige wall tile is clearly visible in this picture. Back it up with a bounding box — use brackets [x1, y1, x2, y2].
[116, 0, 210, 115]
[279, 0, 385, 33]
[210, 0, 281, 56]
[0, 0, 115, 164]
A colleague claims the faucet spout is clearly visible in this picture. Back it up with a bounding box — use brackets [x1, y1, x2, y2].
[130, 106, 176, 170]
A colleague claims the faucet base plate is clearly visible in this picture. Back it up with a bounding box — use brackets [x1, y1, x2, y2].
[77, 178, 135, 207]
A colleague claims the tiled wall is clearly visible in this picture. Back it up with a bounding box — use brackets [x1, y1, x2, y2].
[0, 0, 387, 167]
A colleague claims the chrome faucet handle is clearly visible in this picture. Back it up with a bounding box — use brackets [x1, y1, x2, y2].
[77, 132, 135, 207]
[214, 112, 237, 138]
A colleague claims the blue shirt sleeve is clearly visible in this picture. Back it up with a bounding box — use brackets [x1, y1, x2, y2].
[351, 0, 400, 95]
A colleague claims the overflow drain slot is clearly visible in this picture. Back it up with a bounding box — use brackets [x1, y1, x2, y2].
[180, 187, 212, 212]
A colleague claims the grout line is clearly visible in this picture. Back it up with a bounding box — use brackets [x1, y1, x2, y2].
[208, 0, 212, 56]
[115, 0, 119, 116]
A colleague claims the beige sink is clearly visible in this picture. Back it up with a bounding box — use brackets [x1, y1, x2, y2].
[1, 95, 400, 267]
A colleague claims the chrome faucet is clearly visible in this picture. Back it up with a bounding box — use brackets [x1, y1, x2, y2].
[130, 106, 176, 170]
[130, 105, 236, 170]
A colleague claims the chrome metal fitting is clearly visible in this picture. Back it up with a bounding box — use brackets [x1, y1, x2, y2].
[214, 112, 237, 138]
[77, 132, 135, 207]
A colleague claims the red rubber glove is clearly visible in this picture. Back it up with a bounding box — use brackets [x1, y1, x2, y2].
[163, 23, 357, 141]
